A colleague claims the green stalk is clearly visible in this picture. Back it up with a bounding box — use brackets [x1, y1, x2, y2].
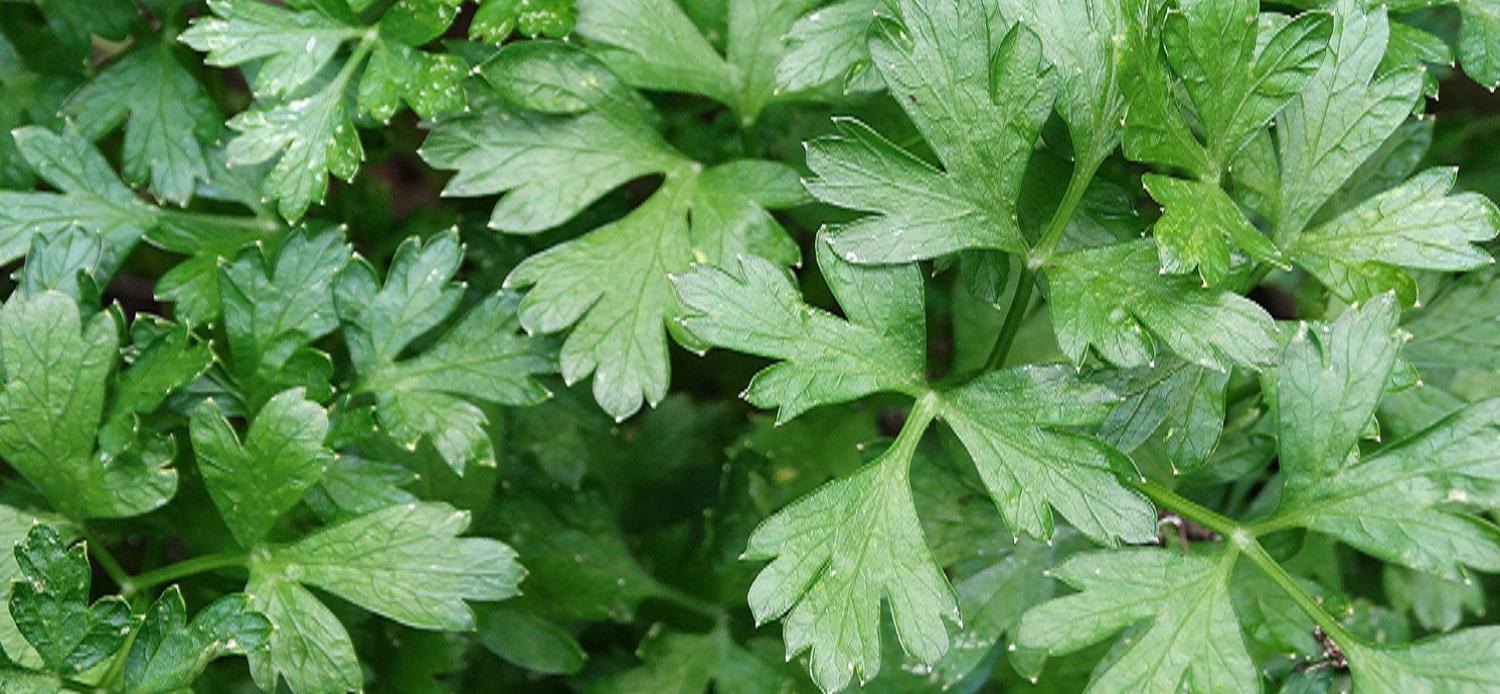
[1134, 480, 1241, 538]
[651, 583, 724, 621]
[82, 528, 132, 592]
[1029, 157, 1102, 268]
[125, 551, 247, 597]
[981, 268, 1035, 372]
[1133, 480, 1358, 649]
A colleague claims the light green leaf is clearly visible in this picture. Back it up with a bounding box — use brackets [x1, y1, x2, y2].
[1143, 174, 1285, 286]
[1403, 268, 1500, 370]
[573, 0, 814, 120]
[0, 291, 177, 519]
[179, 0, 362, 99]
[1289, 168, 1499, 304]
[806, 0, 1052, 263]
[1457, 0, 1500, 89]
[1046, 240, 1280, 371]
[337, 232, 556, 472]
[1347, 627, 1500, 691]
[674, 239, 926, 423]
[0, 506, 73, 669]
[575, 0, 735, 106]
[218, 229, 349, 409]
[1163, 0, 1331, 168]
[191, 389, 333, 547]
[259, 502, 523, 630]
[745, 432, 958, 693]
[1266, 298, 1500, 578]
[118, 589, 271, 694]
[1016, 547, 1257, 693]
[940, 366, 1157, 545]
[1002, 0, 1126, 168]
[470, 0, 577, 42]
[424, 41, 802, 419]
[224, 78, 363, 222]
[62, 38, 221, 206]
[1276, 296, 1402, 491]
[245, 573, 361, 694]
[1273, 0, 1423, 237]
[1096, 357, 1230, 474]
[776, 0, 884, 95]
[357, 42, 466, 122]
[0, 127, 155, 269]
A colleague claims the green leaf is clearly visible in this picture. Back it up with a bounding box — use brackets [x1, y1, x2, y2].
[940, 366, 1157, 545]
[673, 239, 926, 423]
[1142, 174, 1285, 286]
[118, 588, 271, 694]
[1163, 0, 1331, 169]
[0, 291, 177, 519]
[337, 232, 556, 473]
[34, 0, 136, 55]
[776, 0, 883, 95]
[1383, 565, 1485, 633]
[1265, 297, 1500, 578]
[356, 42, 466, 122]
[744, 430, 958, 692]
[1046, 240, 1280, 371]
[17, 226, 103, 303]
[423, 41, 802, 419]
[0, 127, 155, 270]
[805, 1, 1053, 263]
[590, 625, 795, 694]
[1272, 0, 1423, 237]
[1457, 0, 1500, 89]
[223, 75, 364, 222]
[470, 0, 577, 42]
[1275, 296, 1402, 490]
[933, 535, 1076, 686]
[574, 0, 732, 105]
[62, 37, 221, 206]
[1346, 627, 1500, 691]
[98, 319, 213, 457]
[9, 525, 134, 677]
[1096, 357, 1230, 474]
[490, 487, 662, 623]
[376, 0, 464, 45]
[474, 604, 586, 676]
[573, 0, 813, 120]
[191, 389, 334, 547]
[1403, 268, 1500, 370]
[180, 0, 362, 99]
[245, 573, 361, 694]
[1016, 547, 1257, 693]
[303, 454, 417, 522]
[258, 502, 523, 630]
[1288, 168, 1500, 304]
[1002, 0, 1126, 169]
[219, 229, 349, 409]
[0, 506, 72, 669]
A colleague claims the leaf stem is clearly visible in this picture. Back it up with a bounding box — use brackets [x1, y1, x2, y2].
[1133, 480, 1359, 648]
[982, 268, 1035, 371]
[125, 551, 247, 597]
[1133, 480, 1241, 538]
[156, 209, 283, 236]
[1240, 539, 1357, 645]
[652, 583, 724, 621]
[1029, 156, 1102, 268]
[82, 528, 133, 592]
